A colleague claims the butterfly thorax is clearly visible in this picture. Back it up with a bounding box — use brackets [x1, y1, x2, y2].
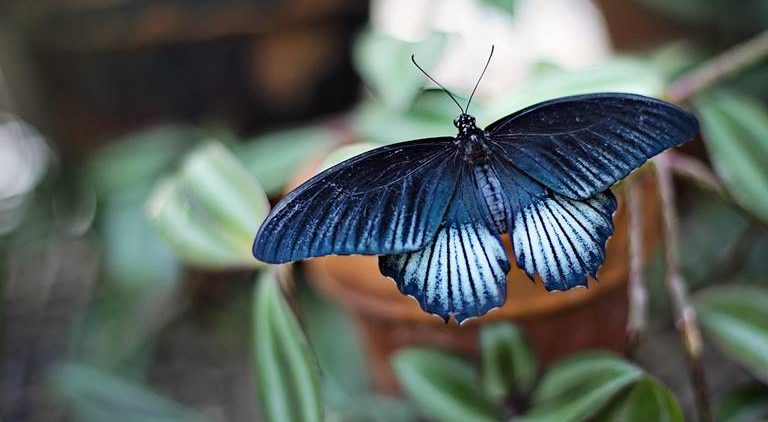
[454, 113, 490, 158]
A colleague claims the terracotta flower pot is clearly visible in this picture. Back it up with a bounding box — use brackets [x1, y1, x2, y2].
[293, 162, 661, 393]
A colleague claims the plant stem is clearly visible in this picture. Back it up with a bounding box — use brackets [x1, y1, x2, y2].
[666, 28, 768, 103]
[654, 154, 711, 422]
[664, 150, 726, 197]
[625, 175, 646, 360]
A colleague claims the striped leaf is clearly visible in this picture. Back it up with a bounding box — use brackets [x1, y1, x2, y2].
[252, 270, 323, 422]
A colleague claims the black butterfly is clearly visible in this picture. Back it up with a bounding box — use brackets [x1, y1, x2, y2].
[253, 56, 698, 323]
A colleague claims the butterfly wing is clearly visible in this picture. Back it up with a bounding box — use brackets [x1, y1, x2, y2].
[379, 161, 511, 323]
[488, 147, 617, 293]
[253, 137, 459, 263]
[510, 189, 617, 291]
[485, 93, 698, 199]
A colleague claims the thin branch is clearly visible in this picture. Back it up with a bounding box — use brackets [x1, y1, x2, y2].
[664, 150, 726, 196]
[654, 154, 711, 422]
[625, 175, 647, 360]
[666, 29, 768, 103]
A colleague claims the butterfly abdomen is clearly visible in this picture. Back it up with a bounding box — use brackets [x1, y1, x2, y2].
[473, 163, 507, 234]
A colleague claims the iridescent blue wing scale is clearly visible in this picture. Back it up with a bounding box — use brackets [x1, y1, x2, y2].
[252, 138, 458, 263]
[486, 93, 699, 199]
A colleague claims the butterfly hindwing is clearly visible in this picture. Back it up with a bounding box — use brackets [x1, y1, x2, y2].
[486, 93, 698, 199]
[511, 190, 617, 291]
[253, 138, 458, 263]
[379, 223, 509, 323]
[379, 163, 511, 323]
[483, 150, 616, 290]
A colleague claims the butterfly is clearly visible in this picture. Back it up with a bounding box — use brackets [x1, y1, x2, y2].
[252, 52, 698, 323]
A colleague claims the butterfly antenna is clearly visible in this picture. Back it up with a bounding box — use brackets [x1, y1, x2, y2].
[466, 45, 494, 113]
[411, 54, 464, 114]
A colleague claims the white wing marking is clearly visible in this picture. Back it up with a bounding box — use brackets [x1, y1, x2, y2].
[380, 222, 510, 323]
[511, 191, 616, 291]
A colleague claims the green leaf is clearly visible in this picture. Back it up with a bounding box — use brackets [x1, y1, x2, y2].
[332, 394, 420, 422]
[299, 285, 419, 422]
[478, 0, 516, 16]
[480, 322, 537, 400]
[352, 100, 453, 145]
[354, 30, 447, 111]
[410, 89, 473, 121]
[101, 191, 181, 291]
[298, 283, 369, 410]
[253, 270, 323, 422]
[82, 131, 189, 367]
[146, 142, 269, 269]
[318, 143, 379, 172]
[481, 58, 664, 124]
[717, 383, 768, 422]
[646, 42, 702, 80]
[730, 64, 768, 102]
[694, 90, 768, 222]
[51, 364, 207, 422]
[87, 125, 201, 197]
[146, 178, 252, 268]
[87, 126, 195, 290]
[393, 348, 504, 422]
[519, 352, 644, 422]
[179, 142, 270, 242]
[740, 228, 768, 281]
[677, 191, 749, 287]
[592, 377, 683, 422]
[694, 284, 768, 382]
[238, 125, 339, 195]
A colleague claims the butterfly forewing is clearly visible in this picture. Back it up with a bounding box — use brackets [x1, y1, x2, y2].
[486, 93, 698, 199]
[252, 138, 459, 263]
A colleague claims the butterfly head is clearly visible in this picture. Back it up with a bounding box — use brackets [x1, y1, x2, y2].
[454, 113, 479, 136]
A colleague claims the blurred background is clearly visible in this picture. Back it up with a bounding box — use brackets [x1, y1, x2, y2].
[1, 0, 767, 421]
